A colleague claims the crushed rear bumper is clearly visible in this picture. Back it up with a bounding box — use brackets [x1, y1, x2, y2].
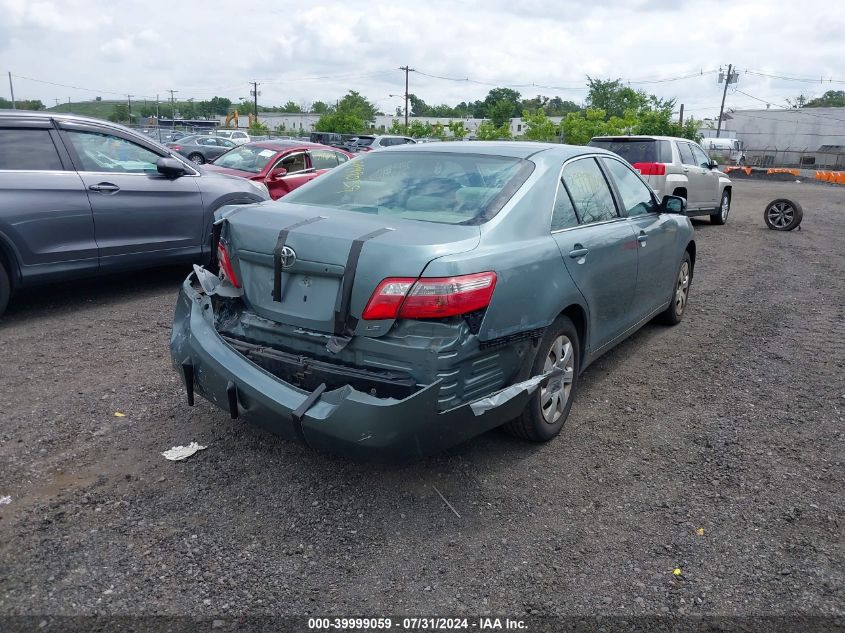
[170, 273, 544, 461]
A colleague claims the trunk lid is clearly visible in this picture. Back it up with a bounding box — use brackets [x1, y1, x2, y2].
[224, 201, 481, 337]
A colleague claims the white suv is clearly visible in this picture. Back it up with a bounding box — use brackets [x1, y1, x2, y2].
[589, 135, 733, 225]
[213, 129, 251, 145]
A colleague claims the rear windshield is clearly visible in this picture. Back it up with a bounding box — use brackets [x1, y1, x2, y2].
[352, 137, 374, 146]
[283, 151, 533, 225]
[588, 138, 672, 164]
[212, 145, 277, 173]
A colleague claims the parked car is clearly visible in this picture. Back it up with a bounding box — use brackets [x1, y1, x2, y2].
[170, 142, 695, 460]
[0, 111, 271, 317]
[346, 134, 416, 153]
[166, 135, 237, 164]
[204, 140, 353, 200]
[309, 132, 356, 149]
[588, 135, 732, 224]
[213, 129, 251, 145]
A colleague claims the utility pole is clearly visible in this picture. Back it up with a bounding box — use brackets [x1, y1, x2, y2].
[8, 72, 16, 109]
[67, 97, 71, 112]
[251, 81, 260, 122]
[716, 63, 733, 138]
[168, 89, 178, 127]
[678, 103, 684, 128]
[399, 66, 414, 128]
[127, 94, 132, 124]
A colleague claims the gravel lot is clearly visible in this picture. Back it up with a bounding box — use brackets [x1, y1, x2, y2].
[0, 180, 842, 622]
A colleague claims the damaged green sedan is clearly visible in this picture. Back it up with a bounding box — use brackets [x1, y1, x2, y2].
[170, 142, 695, 460]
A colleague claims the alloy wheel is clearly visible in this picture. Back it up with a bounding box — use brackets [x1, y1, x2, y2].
[767, 201, 795, 228]
[674, 261, 690, 317]
[721, 194, 730, 221]
[540, 335, 575, 424]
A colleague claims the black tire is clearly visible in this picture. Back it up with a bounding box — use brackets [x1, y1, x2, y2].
[188, 153, 205, 165]
[0, 259, 10, 319]
[503, 315, 580, 442]
[710, 190, 730, 225]
[764, 198, 803, 231]
[657, 252, 692, 325]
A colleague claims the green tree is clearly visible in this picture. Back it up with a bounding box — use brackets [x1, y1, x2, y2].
[483, 87, 521, 118]
[522, 109, 558, 142]
[560, 108, 623, 145]
[447, 120, 467, 139]
[476, 120, 511, 140]
[805, 90, 845, 107]
[387, 119, 407, 135]
[489, 99, 515, 128]
[108, 103, 129, 123]
[314, 112, 365, 134]
[407, 120, 433, 138]
[408, 94, 430, 117]
[311, 101, 331, 114]
[586, 77, 649, 119]
[336, 91, 378, 124]
[1, 98, 46, 110]
[248, 119, 269, 134]
[280, 101, 303, 113]
[546, 96, 581, 116]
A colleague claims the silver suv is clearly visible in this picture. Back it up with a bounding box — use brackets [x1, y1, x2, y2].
[589, 135, 732, 225]
[346, 135, 416, 153]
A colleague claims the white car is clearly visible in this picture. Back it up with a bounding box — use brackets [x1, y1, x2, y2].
[589, 135, 733, 225]
[212, 129, 251, 145]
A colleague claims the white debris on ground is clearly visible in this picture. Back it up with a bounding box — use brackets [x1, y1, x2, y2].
[162, 442, 208, 461]
[0, 496, 11, 505]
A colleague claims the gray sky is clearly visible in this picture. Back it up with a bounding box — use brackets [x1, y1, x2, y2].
[2, 0, 843, 118]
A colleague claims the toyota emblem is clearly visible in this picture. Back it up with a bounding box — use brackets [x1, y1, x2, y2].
[280, 246, 296, 268]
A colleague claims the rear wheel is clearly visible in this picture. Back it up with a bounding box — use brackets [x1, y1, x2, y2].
[0, 259, 10, 318]
[504, 315, 579, 442]
[764, 198, 803, 231]
[188, 153, 205, 165]
[658, 252, 692, 325]
[710, 190, 730, 225]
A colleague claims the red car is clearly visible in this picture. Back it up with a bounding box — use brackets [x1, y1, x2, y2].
[204, 141, 353, 200]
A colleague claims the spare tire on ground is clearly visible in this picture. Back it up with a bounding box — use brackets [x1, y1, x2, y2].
[764, 198, 803, 231]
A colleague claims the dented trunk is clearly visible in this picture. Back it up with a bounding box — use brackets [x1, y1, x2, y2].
[221, 201, 481, 337]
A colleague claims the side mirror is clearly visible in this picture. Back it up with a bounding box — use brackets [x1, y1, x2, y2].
[268, 167, 287, 181]
[709, 160, 719, 170]
[157, 156, 187, 178]
[661, 194, 687, 215]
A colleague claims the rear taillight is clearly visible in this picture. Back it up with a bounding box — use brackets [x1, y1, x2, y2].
[632, 162, 666, 176]
[361, 272, 497, 320]
[171, 145, 182, 151]
[216, 240, 241, 288]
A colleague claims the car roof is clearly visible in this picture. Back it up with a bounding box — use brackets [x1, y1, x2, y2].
[591, 135, 692, 142]
[249, 140, 339, 152]
[380, 140, 612, 160]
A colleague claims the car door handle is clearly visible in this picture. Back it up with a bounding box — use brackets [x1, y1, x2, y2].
[682, 168, 689, 173]
[88, 182, 120, 194]
[638, 233, 648, 246]
[568, 247, 589, 259]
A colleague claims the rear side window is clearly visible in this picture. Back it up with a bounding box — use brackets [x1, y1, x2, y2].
[0, 129, 63, 171]
[602, 158, 657, 217]
[551, 181, 579, 230]
[678, 143, 696, 166]
[588, 139, 671, 164]
[562, 158, 618, 224]
[309, 149, 339, 169]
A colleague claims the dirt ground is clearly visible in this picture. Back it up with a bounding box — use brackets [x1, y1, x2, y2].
[0, 180, 842, 622]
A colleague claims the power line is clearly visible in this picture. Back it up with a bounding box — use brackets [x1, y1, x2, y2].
[744, 69, 845, 84]
[10, 73, 157, 100]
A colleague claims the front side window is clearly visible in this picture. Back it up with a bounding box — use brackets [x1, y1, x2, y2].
[561, 158, 618, 224]
[277, 152, 307, 174]
[66, 130, 160, 173]
[551, 180, 579, 230]
[309, 149, 339, 170]
[602, 158, 657, 217]
[284, 151, 532, 225]
[0, 128, 63, 171]
[691, 144, 711, 169]
[335, 152, 349, 164]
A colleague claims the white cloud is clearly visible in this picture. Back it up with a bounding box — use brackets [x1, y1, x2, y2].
[2, 0, 844, 118]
